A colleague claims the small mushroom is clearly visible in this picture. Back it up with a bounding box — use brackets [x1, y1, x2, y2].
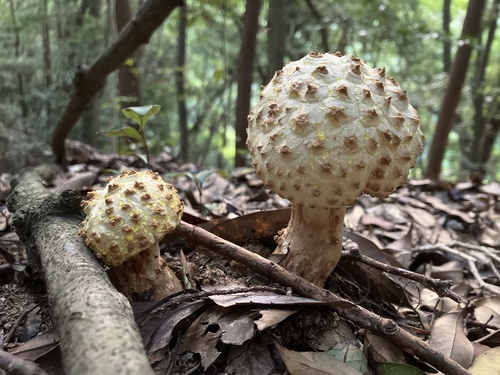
[79, 169, 183, 300]
[246, 52, 425, 286]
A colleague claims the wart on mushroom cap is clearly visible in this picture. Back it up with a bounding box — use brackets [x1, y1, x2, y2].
[79, 169, 183, 300]
[247, 51, 424, 286]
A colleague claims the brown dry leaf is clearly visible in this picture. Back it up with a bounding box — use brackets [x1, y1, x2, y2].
[428, 307, 474, 368]
[207, 208, 290, 245]
[419, 195, 475, 224]
[360, 213, 395, 230]
[224, 337, 277, 374]
[275, 341, 364, 375]
[468, 346, 500, 374]
[8, 327, 59, 361]
[208, 292, 330, 308]
[474, 297, 500, 327]
[145, 300, 206, 354]
[363, 332, 406, 363]
[178, 306, 256, 369]
[254, 309, 300, 331]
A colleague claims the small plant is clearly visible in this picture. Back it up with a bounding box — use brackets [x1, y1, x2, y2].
[105, 104, 161, 167]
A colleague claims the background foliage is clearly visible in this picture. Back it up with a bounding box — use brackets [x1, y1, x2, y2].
[1, 0, 499, 180]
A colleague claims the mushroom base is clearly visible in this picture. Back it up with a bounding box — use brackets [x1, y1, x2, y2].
[110, 243, 183, 301]
[276, 205, 345, 286]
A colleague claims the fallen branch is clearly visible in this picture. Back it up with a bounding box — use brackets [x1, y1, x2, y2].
[341, 240, 463, 302]
[175, 221, 471, 375]
[7, 166, 154, 375]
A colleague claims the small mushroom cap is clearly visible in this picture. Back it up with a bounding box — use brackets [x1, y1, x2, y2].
[246, 52, 425, 208]
[79, 170, 184, 267]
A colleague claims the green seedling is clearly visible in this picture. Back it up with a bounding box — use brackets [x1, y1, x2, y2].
[105, 104, 161, 167]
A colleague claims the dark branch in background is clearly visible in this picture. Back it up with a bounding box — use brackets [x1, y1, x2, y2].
[51, 0, 184, 165]
[304, 0, 329, 52]
[425, 0, 486, 179]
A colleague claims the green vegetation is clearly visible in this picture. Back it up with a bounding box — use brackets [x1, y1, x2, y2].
[1, 0, 498, 180]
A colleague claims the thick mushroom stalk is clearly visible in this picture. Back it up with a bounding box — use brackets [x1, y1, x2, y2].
[80, 169, 183, 300]
[247, 52, 425, 286]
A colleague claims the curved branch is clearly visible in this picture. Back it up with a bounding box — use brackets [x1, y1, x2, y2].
[51, 0, 183, 165]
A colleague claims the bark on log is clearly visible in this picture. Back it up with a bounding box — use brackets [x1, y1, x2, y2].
[7, 165, 154, 375]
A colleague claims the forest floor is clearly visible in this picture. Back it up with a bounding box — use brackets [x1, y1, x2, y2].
[1, 141, 500, 374]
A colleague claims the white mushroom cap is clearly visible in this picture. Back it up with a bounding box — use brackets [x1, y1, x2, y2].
[247, 52, 425, 208]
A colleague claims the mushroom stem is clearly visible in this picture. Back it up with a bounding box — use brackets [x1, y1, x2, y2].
[278, 205, 346, 286]
[111, 242, 182, 300]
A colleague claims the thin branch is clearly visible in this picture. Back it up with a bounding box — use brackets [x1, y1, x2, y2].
[341, 240, 462, 302]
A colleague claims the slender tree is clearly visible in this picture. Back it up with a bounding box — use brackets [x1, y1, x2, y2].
[468, 0, 499, 178]
[443, 0, 452, 73]
[115, 0, 141, 108]
[42, 0, 52, 122]
[234, 0, 262, 167]
[176, 4, 189, 161]
[425, 0, 486, 180]
[304, 0, 329, 52]
[8, 0, 28, 118]
[265, 0, 288, 83]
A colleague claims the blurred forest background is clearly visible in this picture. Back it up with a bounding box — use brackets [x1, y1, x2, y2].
[0, 0, 499, 181]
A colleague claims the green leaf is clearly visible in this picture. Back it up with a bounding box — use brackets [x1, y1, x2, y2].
[104, 127, 144, 143]
[376, 362, 427, 375]
[122, 105, 161, 129]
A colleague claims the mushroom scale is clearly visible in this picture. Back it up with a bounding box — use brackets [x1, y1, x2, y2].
[247, 51, 425, 208]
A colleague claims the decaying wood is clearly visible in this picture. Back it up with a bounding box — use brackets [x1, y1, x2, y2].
[175, 221, 471, 375]
[7, 165, 154, 375]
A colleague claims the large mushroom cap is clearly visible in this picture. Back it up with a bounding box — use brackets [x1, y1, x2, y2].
[80, 170, 184, 267]
[247, 51, 425, 208]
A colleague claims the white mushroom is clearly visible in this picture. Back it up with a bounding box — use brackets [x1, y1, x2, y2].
[246, 51, 425, 286]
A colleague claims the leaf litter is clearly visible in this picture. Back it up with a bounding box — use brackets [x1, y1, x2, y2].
[1, 145, 500, 374]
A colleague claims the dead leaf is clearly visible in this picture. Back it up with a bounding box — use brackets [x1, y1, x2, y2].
[275, 341, 365, 375]
[428, 307, 474, 368]
[468, 346, 500, 374]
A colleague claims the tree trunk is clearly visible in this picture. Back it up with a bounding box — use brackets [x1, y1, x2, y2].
[7, 166, 154, 375]
[176, 4, 189, 161]
[8, 0, 28, 118]
[234, 0, 262, 167]
[443, 0, 452, 73]
[41, 0, 53, 123]
[265, 0, 288, 83]
[115, 0, 141, 108]
[468, 0, 499, 178]
[425, 0, 486, 180]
